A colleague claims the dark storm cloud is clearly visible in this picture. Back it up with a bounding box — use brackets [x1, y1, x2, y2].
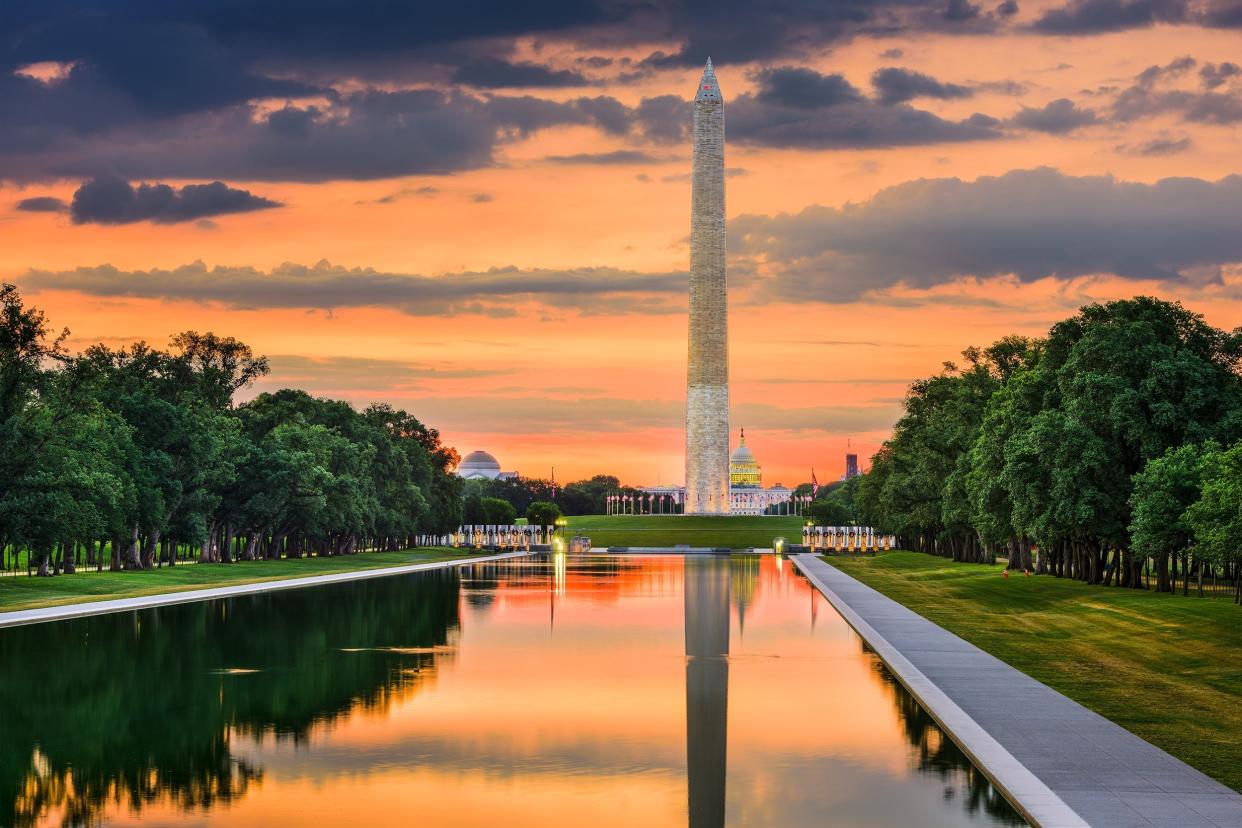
[1030, 0, 1189, 33]
[729, 68, 1002, 149]
[0, 89, 637, 183]
[451, 57, 589, 88]
[871, 67, 973, 103]
[730, 167, 1242, 301]
[1, 0, 1232, 185]
[14, 195, 67, 212]
[19, 261, 689, 316]
[1009, 98, 1098, 132]
[69, 175, 280, 224]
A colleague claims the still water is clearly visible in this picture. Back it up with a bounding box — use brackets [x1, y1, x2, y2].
[1, 554, 1026, 827]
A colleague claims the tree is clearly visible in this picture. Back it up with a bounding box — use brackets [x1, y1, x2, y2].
[480, 496, 516, 525]
[1130, 443, 1210, 592]
[526, 500, 562, 527]
[462, 492, 486, 525]
[1184, 441, 1242, 604]
[808, 498, 851, 526]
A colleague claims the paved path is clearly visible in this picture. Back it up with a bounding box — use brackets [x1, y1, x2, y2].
[0, 551, 530, 629]
[792, 554, 1242, 828]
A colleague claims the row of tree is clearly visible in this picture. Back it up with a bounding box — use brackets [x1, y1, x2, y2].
[461, 473, 645, 517]
[852, 297, 1242, 601]
[0, 284, 463, 576]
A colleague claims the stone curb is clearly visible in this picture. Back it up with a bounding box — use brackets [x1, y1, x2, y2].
[0, 551, 531, 629]
[791, 553, 1089, 828]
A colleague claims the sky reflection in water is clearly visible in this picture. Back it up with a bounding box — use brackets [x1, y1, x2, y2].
[2, 554, 1026, 827]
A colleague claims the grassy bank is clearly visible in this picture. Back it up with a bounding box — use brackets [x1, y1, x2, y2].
[827, 551, 1242, 792]
[0, 548, 478, 614]
[568, 515, 804, 549]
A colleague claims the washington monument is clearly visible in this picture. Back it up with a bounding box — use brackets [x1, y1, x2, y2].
[685, 58, 730, 515]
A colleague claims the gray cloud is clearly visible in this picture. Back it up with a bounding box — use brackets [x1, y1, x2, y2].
[728, 66, 1003, 149]
[1030, 0, 1189, 33]
[1112, 57, 1242, 124]
[1009, 98, 1098, 132]
[731, 167, 1242, 301]
[257, 354, 506, 394]
[1117, 135, 1193, 155]
[871, 67, 974, 104]
[451, 57, 589, 88]
[0, 89, 634, 183]
[1201, 0, 1242, 26]
[69, 175, 280, 224]
[19, 260, 688, 316]
[542, 150, 663, 165]
[752, 67, 864, 109]
[14, 195, 66, 212]
[1199, 61, 1241, 88]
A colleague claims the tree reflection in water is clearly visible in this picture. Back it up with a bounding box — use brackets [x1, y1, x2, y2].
[867, 652, 1028, 826]
[0, 569, 461, 828]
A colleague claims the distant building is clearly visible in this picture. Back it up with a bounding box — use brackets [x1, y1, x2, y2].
[636, 429, 796, 515]
[729, 429, 761, 487]
[843, 453, 860, 480]
[456, 450, 518, 481]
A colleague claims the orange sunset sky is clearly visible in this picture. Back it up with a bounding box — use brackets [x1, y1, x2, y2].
[3, 0, 1241, 486]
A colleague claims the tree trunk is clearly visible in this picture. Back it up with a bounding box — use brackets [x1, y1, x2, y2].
[121, 524, 142, 570]
[220, 523, 235, 564]
[141, 529, 159, 570]
[1156, 551, 1171, 593]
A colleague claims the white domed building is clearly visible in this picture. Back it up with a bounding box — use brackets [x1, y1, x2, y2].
[455, 450, 518, 481]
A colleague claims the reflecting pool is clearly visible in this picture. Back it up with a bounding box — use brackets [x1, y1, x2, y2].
[1, 554, 1026, 827]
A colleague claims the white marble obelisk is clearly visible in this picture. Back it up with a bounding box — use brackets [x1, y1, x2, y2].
[685, 58, 730, 515]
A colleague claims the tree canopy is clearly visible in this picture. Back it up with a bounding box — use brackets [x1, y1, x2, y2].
[856, 297, 1242, 600]
[0, 284, 462, 575]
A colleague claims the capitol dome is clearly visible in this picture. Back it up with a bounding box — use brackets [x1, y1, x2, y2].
[457, 450, 503, 480]
[730, 443, 755, 464]
[729, 429, 762, 488]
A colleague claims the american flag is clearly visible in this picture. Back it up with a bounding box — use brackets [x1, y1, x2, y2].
[811, 469, 819, 497]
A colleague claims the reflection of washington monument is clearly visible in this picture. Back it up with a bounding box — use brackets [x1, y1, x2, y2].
[684, 556, 730, 827]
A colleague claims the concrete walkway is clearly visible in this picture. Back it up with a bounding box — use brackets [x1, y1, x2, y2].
[792, 554, 1242, 828]
[0, 550, 530, 629]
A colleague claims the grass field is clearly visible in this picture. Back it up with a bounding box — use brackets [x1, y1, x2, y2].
[567, 514, 804, 548]
[0, 548, 476, 614]
[828, 551, 1242, 792]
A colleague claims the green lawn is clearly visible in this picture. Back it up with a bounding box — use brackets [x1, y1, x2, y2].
[567, 514, 804, 548]
[827, 551, 1242, 793]
[0, 548, 479, 614]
